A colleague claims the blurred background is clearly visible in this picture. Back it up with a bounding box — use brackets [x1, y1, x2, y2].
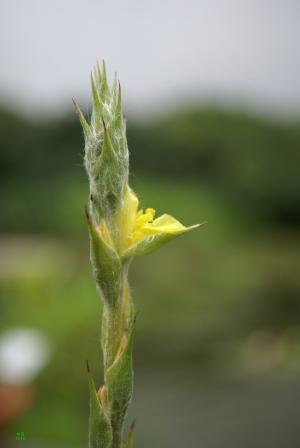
[1, 1, 300, 447]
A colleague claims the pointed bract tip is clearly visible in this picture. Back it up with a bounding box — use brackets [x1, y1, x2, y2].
[133, 312, 138, 326]
[72, 97, 79, 111]
[102, 117, 107, 132]
[187, 221, 208, 232]
[95, 61, 101, 81]
[72, 97, 82, 113]
[86, 359, 90, 373]
[199, 220, 208, 227]
[129, 419, 136, 432]
[72, 99, 90, 133]
[125, 419, 136, 447]
[84, 205, 91, 224]
[90, 73, 97, 94]
[100, 60, 107, 82]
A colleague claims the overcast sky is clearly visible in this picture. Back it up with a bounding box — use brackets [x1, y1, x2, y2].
[0, 0, 300, 118]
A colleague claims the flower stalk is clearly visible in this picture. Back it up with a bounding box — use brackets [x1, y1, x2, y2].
[75, 61, 204, 448]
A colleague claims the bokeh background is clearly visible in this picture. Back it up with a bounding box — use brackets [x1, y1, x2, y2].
[1, 1, 300, 447]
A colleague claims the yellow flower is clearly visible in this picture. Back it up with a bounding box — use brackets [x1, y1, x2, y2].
[96, 185, 203, 257]
[117, 185, 201, 257]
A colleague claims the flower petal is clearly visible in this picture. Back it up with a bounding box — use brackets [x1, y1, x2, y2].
[144, 214, 191, 234]
[118, 185, 139, 251]
[122, 221, 205, 258]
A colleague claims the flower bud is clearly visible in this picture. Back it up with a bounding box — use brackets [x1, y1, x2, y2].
[75, 61, 129, 228]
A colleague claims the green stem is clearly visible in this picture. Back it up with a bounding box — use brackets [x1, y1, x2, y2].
[100, 261, 133, 448]
[111, 423, 122, 448]
[101, 263, 130, 372]
[102, 303, 124, 373]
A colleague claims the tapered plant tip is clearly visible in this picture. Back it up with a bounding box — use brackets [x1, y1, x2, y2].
[72, 97, 83, 115]
[72, 97, 80, 112]
[199, 220, 208, 227]
[102, 60, 107, 76]
[124, 419, 135, 448]
[72, 97, 90, 136]
[91, 73, 101, 106]
[86, 359, 90, 373]
[129, 419, 136, 432]
[91, 71, 99, 89]
[133, 312, 138, 326]
[117, 81, 122, 111]
[96, 60, 101, 74]
[190, 221, 208, 231]
[84, 205, 91, 223]
[113, 72, 118, 85]
[93, 62, 101, 91]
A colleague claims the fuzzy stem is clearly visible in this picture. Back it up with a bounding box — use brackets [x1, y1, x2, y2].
[102, 303, 124, 373]
[101, 262, 131, 373]
[100, 262, 133, 448]
[111, 429, 122, 448]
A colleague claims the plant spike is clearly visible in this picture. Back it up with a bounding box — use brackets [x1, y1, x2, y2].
[75, 62, 203, 448]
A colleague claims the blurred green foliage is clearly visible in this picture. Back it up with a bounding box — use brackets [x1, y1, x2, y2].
[0, 105, 300, 447]
[1, 106, 300, 233]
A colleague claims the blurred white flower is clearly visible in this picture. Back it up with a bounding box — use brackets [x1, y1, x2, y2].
[0, 328, 51, 385]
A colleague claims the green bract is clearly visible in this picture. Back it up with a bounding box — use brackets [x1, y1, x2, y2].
[75, 61, 128, 227]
